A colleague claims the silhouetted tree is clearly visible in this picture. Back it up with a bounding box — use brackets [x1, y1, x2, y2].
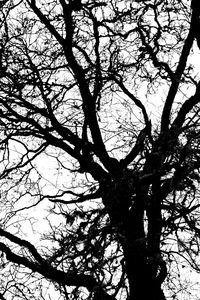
[0, 1, 199, 299]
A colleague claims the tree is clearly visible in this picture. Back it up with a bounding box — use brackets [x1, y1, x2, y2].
[0, 0, 200, 299]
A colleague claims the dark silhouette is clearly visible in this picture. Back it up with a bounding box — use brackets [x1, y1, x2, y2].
[0, 1, 199, 300]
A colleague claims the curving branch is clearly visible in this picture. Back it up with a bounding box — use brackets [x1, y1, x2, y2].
[113, 77, 150, 127]
[120, 124, 151, 167]
[48, 189, 101, 205]
[0, 240, 117, 300]
[28, 0, 64, 44]
[172, 81, 200, 128]
[161, 10, 196, 132]
[0, 228, 44, 263]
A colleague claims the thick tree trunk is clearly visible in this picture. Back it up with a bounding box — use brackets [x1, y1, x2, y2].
[122, 221, 167, 300]
[125, 254, 167, 300]
[102, 177, 167, 300]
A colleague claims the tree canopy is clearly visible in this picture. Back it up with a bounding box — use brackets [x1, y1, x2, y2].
[0, 0, 200, 299]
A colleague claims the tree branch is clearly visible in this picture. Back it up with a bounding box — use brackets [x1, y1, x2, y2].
[0, 228, 44, 263]
[172, 81, 200, 128]
[120, 125, 150, 167]
[0, 241, 117, 300]
[27, 0, 64, 44]
[48, 189, 101, 205]
[113, 77, 150, 127]
[161, 12, 196, 132]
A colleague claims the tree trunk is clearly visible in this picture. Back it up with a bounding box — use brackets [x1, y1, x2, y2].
[102, 178, 167, 300]
[122, 215, 167, 300]
[124, 252, 167, 300]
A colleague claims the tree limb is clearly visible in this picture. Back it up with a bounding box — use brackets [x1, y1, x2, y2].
[161, 12, 196, 132]
[172, 81, 200, 128]
[113, 77, 150, 127]
[0, 241, 117, 300]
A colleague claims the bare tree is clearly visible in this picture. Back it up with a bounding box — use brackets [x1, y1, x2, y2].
[0, 0, 200, 299]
